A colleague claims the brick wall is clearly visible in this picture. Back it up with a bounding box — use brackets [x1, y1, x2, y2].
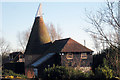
[25, 68, 34, 78]
[61, 52, 92, 68]
[25, 54, 41, 67]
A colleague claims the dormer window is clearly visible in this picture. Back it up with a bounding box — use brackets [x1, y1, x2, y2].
[66, 53, 73, 59]
[81, 53, 87, 59]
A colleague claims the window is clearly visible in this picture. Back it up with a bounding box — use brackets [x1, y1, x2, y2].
[66, 53, 73, 59]
[19, 55, 23, 58]
[81, 53, 87, 59]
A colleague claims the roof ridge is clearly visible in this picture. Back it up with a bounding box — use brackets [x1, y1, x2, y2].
[60, 38, 93, 52]
[54, 38, 70, 42]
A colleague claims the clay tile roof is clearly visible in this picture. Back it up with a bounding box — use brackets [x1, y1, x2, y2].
[46, 38, 93, 53]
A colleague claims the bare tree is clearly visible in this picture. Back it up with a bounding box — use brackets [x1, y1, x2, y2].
[0, 37, 10, 57]
[0, 37, 11, 64]
[17, 28, 31, 52]
[86, 1, 119, 48]
[47, 23, 62, 42]
[86, 1, 120, 76]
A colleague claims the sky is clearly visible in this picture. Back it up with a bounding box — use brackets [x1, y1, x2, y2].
[1, 1, 108, 52]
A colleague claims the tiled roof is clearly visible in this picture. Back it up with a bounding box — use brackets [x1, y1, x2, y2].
[46, 38, 93, 53]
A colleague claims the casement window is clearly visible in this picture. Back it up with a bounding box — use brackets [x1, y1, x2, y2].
[81, 53, 87, 59]
[66, 53, 73, 59]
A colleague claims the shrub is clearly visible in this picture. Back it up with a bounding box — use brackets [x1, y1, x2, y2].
[84, 70, 95, 78]
[42, 65, 95, 80]
[69, 68, 85, 80]
[95, 65, 113, 79]
[2, 69, 27, 79]
[43, 65, 70, 80]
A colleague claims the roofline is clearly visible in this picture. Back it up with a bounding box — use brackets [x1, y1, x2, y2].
[55, 38, 93, 52]
[60, 51, 94, 54]
[31, 53, 56, 67]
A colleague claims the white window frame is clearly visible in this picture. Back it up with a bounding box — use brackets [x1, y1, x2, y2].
[66, 53, 73, 59]
[81, 53, 87, 59]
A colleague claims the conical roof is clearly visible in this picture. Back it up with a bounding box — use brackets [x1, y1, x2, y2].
[25, 4, 51, 54]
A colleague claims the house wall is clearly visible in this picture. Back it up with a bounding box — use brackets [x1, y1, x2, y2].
[25, 54, 60, 78]
[25, 54, 42, 67]
[80, 53, 93, 67]
[25, 54, 42, 78]
[9, 52, 23, 62]
[25, 67, 35, 78]
[61, 52, 92, 69]
[37, 54, 60, 78]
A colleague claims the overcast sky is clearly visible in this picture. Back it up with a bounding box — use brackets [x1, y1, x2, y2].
[1, 1, 108, 52]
